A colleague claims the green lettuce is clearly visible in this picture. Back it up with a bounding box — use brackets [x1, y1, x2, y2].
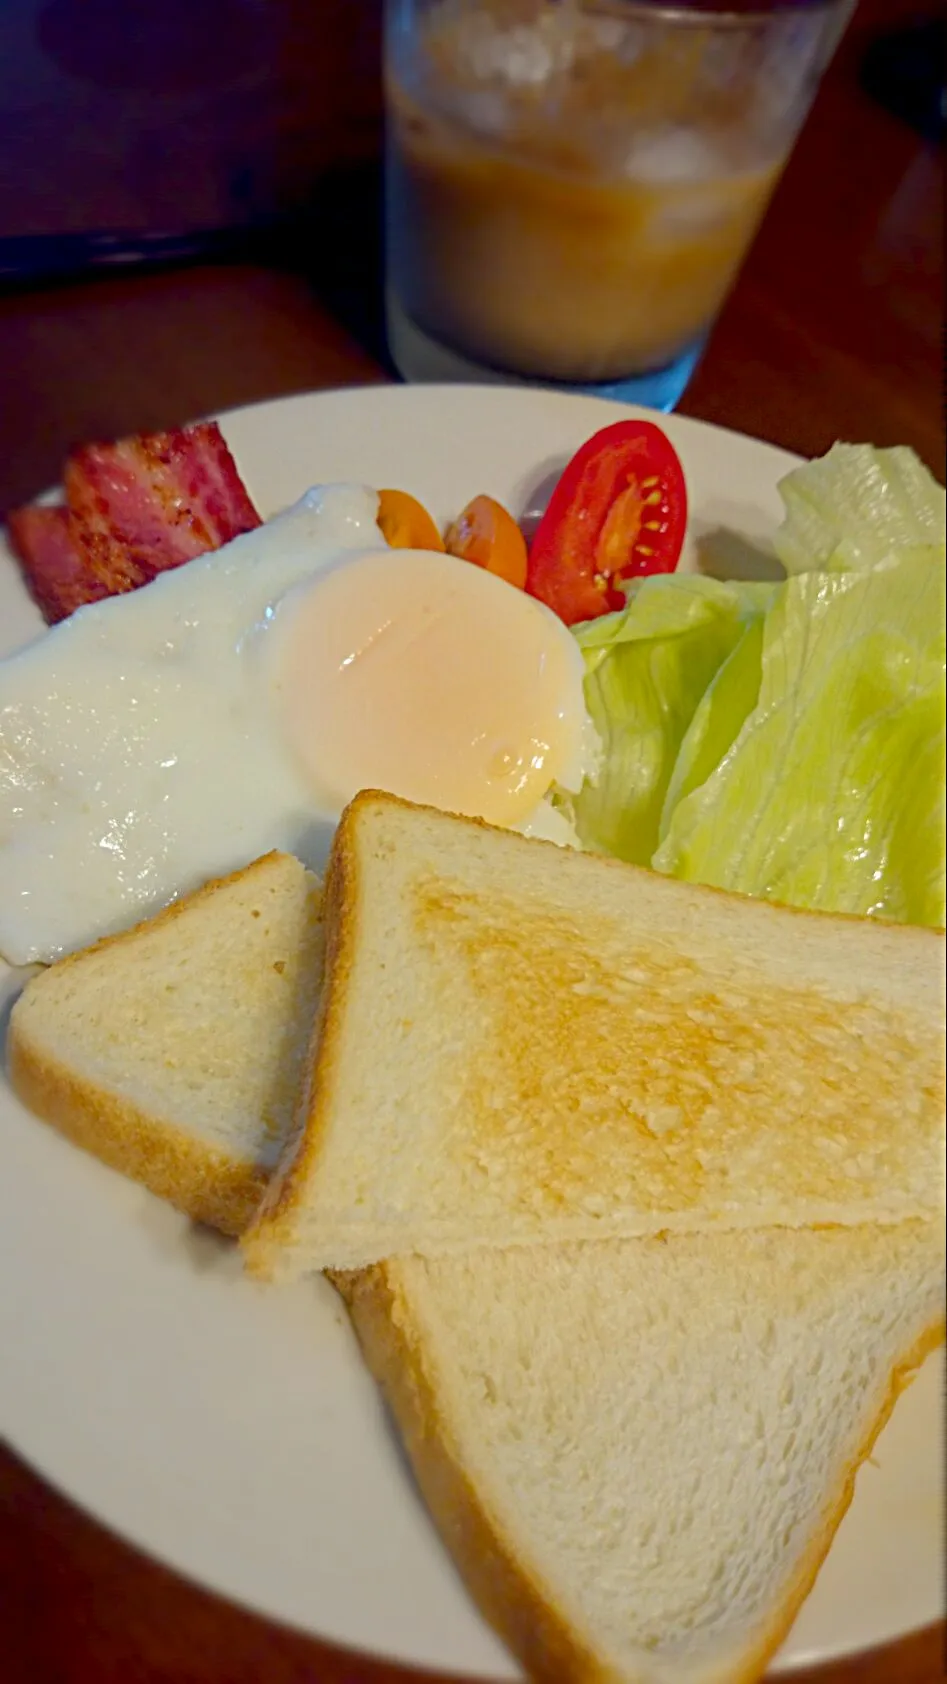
[568, 575, 773, 865]
[657, 614, 766, 835]
[567, 443, 946, 928]
[774, 442, 946, 576]
[653, 555, 946, 925]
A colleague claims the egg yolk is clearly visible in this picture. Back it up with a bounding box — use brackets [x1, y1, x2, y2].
[272, 547, 588, 826]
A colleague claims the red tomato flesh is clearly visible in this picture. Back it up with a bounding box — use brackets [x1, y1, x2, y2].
[526, 421, 687, 626]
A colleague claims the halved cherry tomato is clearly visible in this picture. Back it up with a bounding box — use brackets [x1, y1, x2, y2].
[525, 421, 687, 626]
[377, 488, 445, 552]
[444, 494, 528, 590]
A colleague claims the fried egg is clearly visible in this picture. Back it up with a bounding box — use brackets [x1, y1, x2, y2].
[0, 485, 598, 966]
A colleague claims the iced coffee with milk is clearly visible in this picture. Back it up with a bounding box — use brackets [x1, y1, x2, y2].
[385, 0, 845, 392]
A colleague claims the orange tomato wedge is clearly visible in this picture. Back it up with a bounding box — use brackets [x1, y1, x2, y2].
[377, 488, 445, 552]
[444, 495, 528, 590]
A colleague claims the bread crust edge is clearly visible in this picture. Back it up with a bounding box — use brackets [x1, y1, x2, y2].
[335, 1256, 946, 1684]
[5, 850, 307, 1239]
[242, 794, 368, 1277]
[333, 1258, 614, 1684]
[7, 1024, 266, 1236]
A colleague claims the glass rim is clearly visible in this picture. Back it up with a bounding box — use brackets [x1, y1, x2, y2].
[387, 0, 846, 17]
[579, 0, 845, 24]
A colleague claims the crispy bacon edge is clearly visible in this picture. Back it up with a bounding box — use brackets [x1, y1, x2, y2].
[6, 422, 262, 624]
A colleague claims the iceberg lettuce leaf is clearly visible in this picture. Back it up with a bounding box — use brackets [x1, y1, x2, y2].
[774, 443, 946, 576]
[653, 555, 946, 926]
[658, 614, 767, 840]
[568, 575, 772, 865]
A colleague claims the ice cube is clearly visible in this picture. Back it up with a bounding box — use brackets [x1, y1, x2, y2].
[623, 127, 722, 185]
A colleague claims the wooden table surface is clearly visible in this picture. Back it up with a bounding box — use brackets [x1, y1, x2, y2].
[0, 0, 943, 1678]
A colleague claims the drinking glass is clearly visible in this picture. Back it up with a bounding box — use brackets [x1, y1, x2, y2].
[385, 0, 851, 409]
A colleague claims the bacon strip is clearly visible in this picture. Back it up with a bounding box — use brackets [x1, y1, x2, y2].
[64, 423, 262, 584]
[6, 422, 261, 624]
[4, 506, 110, 625]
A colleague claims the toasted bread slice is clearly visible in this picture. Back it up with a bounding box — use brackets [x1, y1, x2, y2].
[244, 793, 946, 1279]
[7, 851, 323, 1235]
[5, 838, 944, 1683]
[336, 1223, 945, 1684]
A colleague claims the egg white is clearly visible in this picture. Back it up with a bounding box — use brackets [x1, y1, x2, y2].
[0, 486, 380, 965]
[0, 483, 599, 968]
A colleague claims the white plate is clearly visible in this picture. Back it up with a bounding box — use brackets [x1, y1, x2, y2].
[0, 385, 942, 1676]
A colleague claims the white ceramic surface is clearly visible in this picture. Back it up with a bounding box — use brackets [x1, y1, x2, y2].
[0, 385, 942, 1677]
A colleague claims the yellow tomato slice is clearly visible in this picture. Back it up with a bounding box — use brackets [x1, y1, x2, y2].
[444, 495, 528, 590]
[377, 489, 445, 552]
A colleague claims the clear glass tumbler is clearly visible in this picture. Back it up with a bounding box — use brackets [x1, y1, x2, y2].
[385, 0, 851, 409]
